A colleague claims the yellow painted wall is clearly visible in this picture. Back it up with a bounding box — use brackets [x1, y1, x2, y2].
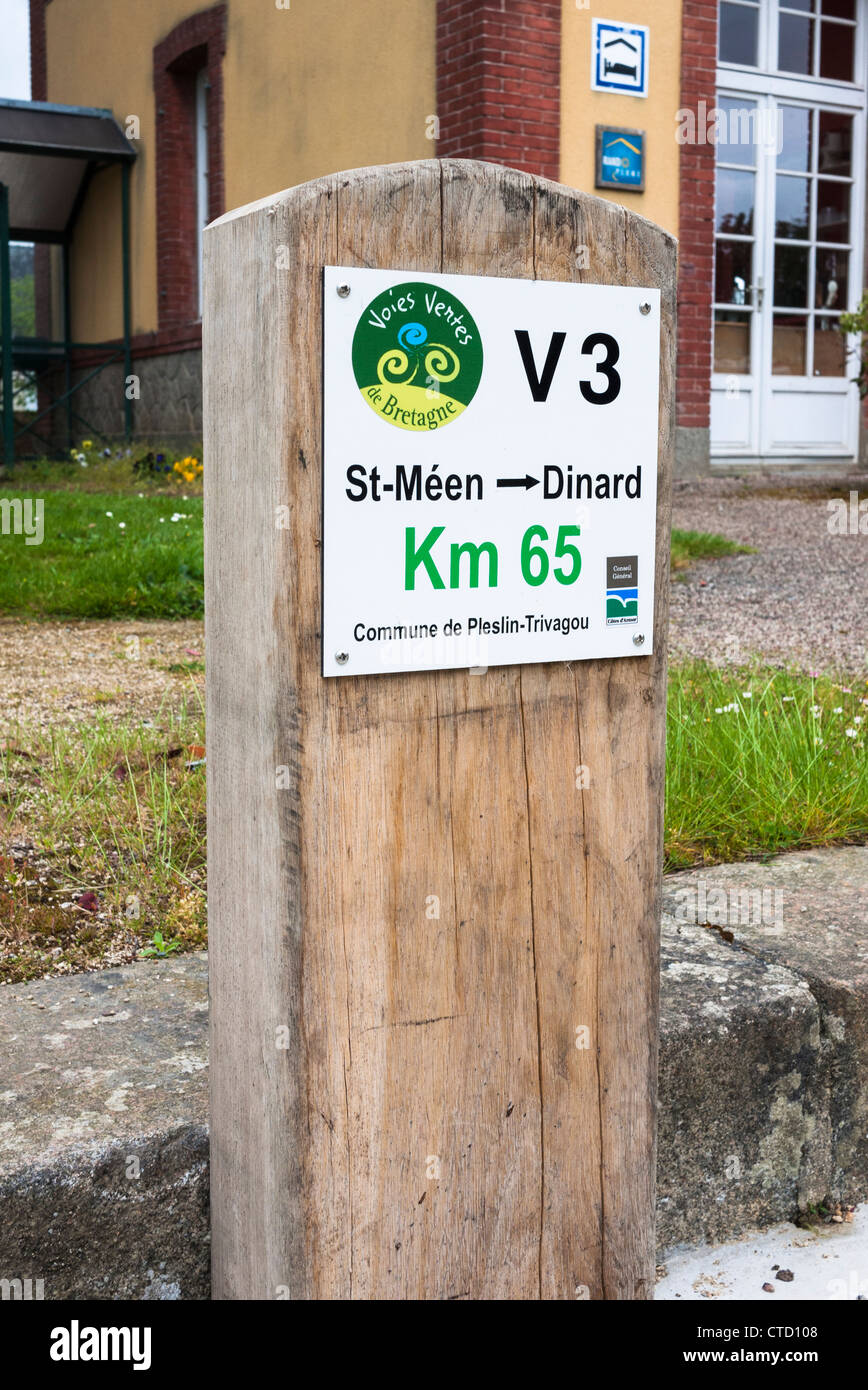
[223, 0, 436, 212]
[44, 0, 436, 341]
[560, 1, 682, 236]
[45, 0, 188, 341]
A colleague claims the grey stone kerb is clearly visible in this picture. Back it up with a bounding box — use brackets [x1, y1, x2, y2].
[660, 845, 868, 1246]
[0, 956, 209, 1301]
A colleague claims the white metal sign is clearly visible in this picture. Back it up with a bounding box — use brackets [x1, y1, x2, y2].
[322, 266, 660, 677]
[591, 19, 649, 97]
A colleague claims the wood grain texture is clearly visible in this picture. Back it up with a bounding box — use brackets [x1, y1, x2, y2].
[204, 160, 676, 1300]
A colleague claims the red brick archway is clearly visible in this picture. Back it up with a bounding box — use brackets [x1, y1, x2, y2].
[153, 3, 226, 334]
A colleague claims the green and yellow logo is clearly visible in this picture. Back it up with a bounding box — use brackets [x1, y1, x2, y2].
[352, 281, 483, 432]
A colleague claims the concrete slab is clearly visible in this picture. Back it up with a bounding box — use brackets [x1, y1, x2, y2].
[657, 1209, 868, 1301]
[0, 954, 209, 1300]
[663, 846, 868, 1214]
[657, 912, 825, 1248]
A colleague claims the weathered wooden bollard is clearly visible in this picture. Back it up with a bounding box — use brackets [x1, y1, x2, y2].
[204, 160, 674, 1300]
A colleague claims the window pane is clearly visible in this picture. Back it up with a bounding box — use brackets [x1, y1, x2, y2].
[783, 0, 815, 10]
[717, 168, 755, 233]
[716, 239, 754, 304]
[775, 245, 810, 306]
[813, 317, 847, 375]
[816, 180, 849, 243]
[815, 248, 848, 309]
[778, 106, 812, 171]
[714, 310, 752, 374]
[720, 2, 759, 64]
[819, 111, 852, 174]
[779, 14, 814, 72]
[773, 315, 808, 374]
[822, 0, 855, 17]
[820, 20, 854, 80]
[716, 97, 759, 164]
[776, 176, 811, 238]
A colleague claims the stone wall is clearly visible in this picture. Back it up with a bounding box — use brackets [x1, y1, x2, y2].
[37, 348, 203, 454]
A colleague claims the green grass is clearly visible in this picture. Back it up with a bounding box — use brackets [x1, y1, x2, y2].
[2, 662, 866, 982]
[0, 698, 206, 983]
[0, 489, 203, 619]
[666, 664, 868, 869]
[670, 527, 755, 571]
[1, 449, 203, 497]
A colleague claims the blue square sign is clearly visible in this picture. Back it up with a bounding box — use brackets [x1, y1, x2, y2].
[592, 20, 649, 97]
[596, 126, 646, 191]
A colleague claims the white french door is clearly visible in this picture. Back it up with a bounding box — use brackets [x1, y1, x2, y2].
[711, 0, 866, 460]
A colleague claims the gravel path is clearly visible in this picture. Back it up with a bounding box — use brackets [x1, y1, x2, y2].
[670, 470, 868, 674]
[0, 618, 204, 727]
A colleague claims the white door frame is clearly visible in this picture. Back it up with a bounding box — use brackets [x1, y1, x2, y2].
[712, 0, 867, 463]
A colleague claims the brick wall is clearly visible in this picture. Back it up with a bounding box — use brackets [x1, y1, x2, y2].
[678, 0, 719, 438]
[435, 0, 561, 181]
[153, 4, 226, 335]
[29, 0, 48, 101]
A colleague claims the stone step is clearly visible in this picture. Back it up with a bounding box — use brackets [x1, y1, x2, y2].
[659, 845, 868, 1249]
[0, 954, 209, 1301]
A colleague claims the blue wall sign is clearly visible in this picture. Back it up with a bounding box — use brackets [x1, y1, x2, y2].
[596, 126, 646, 192]
[591, 20, 649, 97]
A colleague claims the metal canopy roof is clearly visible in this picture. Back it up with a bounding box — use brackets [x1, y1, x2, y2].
[0, 98, 136, 242]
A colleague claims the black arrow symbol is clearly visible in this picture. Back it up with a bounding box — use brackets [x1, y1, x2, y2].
[496, 475, 539, 490]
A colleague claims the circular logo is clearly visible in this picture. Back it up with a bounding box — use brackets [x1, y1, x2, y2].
[352, 281, 483, 432]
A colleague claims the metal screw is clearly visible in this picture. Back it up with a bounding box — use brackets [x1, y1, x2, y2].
[639, 302, 652, 316]
[335, 651, 349, 665]
[336, 283, 351, 298]
[633, 633, 645, 647]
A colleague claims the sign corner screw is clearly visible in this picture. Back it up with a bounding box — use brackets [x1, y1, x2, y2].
[639, 301, 652, 316]
[633, 633, 645, 647]
[335, 651, 349, 665]
[336, 283, 351, 298]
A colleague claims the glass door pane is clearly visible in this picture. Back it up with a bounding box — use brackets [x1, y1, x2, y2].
[771, 104, 853, 376]
[715, 313, 754, 372]
[720, 1, 761, 65]
[779, 4, 815, 73]
[813, 316, 847, 373]
[820, 15, 855, 79]
[772, 316, 808, 373]
[714, 96, 759, 375]
[778, 0, 858, 79]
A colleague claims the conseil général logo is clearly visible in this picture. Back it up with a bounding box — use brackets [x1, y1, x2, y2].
[352, 281, 483, 432]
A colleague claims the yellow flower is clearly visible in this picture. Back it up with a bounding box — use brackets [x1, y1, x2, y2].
[82, 439, 93, 449]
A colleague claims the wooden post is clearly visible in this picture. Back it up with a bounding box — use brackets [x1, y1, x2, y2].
[204, 160, 675, 1300]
